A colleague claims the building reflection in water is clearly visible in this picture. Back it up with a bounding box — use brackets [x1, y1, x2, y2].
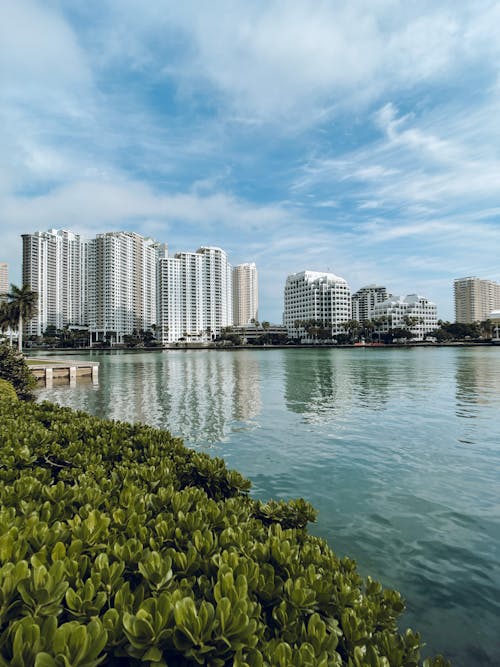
[455, 349, 500, 417]
[283, 350, 400, 423]
[150, 352, 262, 445]
[37, 351, 262, 447]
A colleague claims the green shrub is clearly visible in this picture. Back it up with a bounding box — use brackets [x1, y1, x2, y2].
[0, 341, 36, 400]
[0, 378, 18, 401]
[0, 400, 450, 666]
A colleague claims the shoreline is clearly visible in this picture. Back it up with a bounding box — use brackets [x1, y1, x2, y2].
[25, 340, 499, 354]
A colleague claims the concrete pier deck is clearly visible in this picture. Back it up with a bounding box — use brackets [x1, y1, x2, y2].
[28, 359, 99, 387]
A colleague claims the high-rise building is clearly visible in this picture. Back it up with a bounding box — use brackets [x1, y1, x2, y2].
[157, 256, 182, 345]
[86, 232, 158, 344]
[232, 262, 258, 325]
[372, 294, 437, 340]
[197, 247, 233, 336]
[0, 263, 8, 300]
[157, 251, 205, 343]
[352, 285, 390, 322]
[454, 277, 500, 324]
[283, 270, 351, 340]
[22, 229, 84, 336]
[21, 229, 236, 346]
[157, 248, 234, 344]
[177, 252, 204, 340]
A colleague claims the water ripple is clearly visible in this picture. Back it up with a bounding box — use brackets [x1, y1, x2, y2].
[32, 346, 500, 666]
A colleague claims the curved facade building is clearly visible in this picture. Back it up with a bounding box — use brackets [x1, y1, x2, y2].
[283, 270, 351, 340]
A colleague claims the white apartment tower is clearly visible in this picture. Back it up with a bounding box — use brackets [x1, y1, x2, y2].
[197, 247, 233, 336]
[372, 294, 438, 340]
[454, 277, 500, 324]
[86, 232, 158, 344]
[233, 262, 258, 325]
[157, 249, 234, 344]
[283, 271, 351, 340]
[0, 263, 8, 299]
[352, 285, 390, 322]
[22, 230, 84, 336]
[157, 256, 183, 344]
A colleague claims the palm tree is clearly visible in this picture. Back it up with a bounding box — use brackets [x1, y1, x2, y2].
[372, 316, 388, 342]
[342, 319, 362, 343]
[0, 302, 17, 346]
[5, 284, 38, 352]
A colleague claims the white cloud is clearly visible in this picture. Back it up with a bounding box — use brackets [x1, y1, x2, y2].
[1, 178, 299, 238]
[91, 0, 500, 122]
[0, 0, 92, 93]
[2, 0, 500, 323]
[297, 97, 500, 210]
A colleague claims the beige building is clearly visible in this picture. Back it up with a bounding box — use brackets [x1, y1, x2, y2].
[0, 263, 8, 299]
[232, 262, 258, 325]
[454, 277, 500, 324]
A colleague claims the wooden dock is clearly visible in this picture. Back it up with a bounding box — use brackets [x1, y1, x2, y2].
[29, 359, 99, 387]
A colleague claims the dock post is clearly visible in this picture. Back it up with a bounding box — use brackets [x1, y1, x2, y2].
[92, 364, 99, 385]
[46, 368, 53, 388]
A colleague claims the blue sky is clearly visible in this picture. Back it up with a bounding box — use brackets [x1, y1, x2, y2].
[1, 0, 500, 321]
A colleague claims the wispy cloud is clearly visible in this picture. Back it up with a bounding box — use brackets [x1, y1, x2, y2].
[1, 0, 500, 320]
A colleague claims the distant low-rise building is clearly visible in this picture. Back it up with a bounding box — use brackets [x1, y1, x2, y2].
[283, 270, 351, 341]
[233, 322, 287, 342]
[490, 310, 500, 342]
[372, 294, 438, 341]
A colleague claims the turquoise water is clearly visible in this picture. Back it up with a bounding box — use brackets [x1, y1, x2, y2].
[33, 347, 500, 666]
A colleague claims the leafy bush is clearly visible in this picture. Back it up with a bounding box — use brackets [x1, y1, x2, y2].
[0, 341, 36, 400]
[0, 378, 18, 401]
[0, 400, 450, 666]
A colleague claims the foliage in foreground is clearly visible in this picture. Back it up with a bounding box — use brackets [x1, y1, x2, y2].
[0, 399, 450, 666]
[0, 379, 18, 401]
[0, 341, 36, 400]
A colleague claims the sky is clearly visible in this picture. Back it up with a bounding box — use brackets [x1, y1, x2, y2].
[1, 0, 500, 322]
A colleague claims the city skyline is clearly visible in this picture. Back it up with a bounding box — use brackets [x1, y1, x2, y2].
[2, 2, 500, 321]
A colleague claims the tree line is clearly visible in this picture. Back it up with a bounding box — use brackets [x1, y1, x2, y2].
[1, 284, 497, 349]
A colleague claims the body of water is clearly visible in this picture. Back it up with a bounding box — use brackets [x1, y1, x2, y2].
[32, 346, 500, 666]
